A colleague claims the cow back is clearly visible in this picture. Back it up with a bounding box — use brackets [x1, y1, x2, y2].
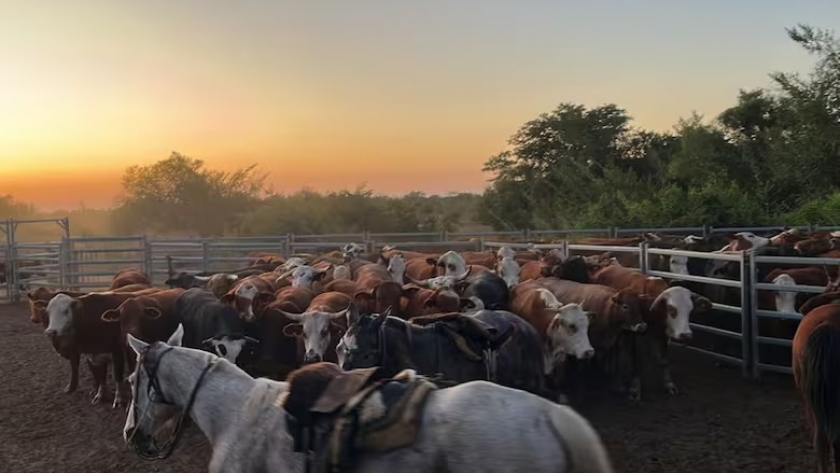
[175, 288, 244, 349]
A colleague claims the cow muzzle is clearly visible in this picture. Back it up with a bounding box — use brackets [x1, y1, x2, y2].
[303, 350, 322, 364]
[580, 348, 595, 360]
[672, 331, 693, 342]
[627, 322, 647, 333]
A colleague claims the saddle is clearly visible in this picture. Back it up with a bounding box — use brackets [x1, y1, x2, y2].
[410, 313, 513, 361]
[281, 363, 438, 473]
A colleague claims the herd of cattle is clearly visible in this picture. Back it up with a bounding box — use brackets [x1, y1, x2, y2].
[18, 228, 840, 413]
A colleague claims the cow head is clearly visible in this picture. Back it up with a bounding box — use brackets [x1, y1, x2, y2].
[406, 266, 472, 291]
[387, 252, 406, 284]
[280, 304, 353, 364]
[26, 287, 53, 325]
[609, 290, 648, 333]
[163, 272, 211, 289]
[494, 256, 520, 288]
[649, 286, 709, 341]
[279, 257, 307, 272]
[725, 232, 770, 252]
[44, 293, 83, 345]
[496, 246, 517, 261]
[202, 334, 259, 364]
[206, 273, 239, 298]
[770, 227, 807, 247]
[276, 265, 330, 291]
[353, 281, 403, 316]
[431, 251, 467, 277]
[537, 289, 594, 373]
[771, 273, 797, 314]
[341, 243, 366, 262]
[220, 281, 275, 322]
[669, 255, 689, 275]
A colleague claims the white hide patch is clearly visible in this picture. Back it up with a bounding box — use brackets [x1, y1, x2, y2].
[235, 282, 260, 320]
[387, 253, 406, 284]
[656, 286, 694, 340]
[291, 267, 320, 290]
[45, 293, 75, 337]
[496, 257, 520, 288]
[333, 265, 352, 280]
[437, 251, 467, 277]
[497, 247, 516, 260]
[669, 256, 689, 275]
[281, 258, 307, 271]
[206, 337, 247, 364]
[773, 274, 798, 314]
[735, 232, 770, 251]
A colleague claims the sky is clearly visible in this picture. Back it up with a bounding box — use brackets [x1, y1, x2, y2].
[0, 1, 838, 209]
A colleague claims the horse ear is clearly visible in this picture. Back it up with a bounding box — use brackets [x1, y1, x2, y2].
[372, 310, 389, 330]
[166, 324, 184, 347]
[127, 333, 150, 356]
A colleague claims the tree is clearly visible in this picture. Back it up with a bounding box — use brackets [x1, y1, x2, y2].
[111, 152, 266, 236]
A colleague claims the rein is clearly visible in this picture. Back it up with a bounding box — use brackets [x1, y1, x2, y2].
[129, 346, 219, 461]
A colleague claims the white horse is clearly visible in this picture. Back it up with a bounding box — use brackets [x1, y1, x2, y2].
[124, 324, 614, 473]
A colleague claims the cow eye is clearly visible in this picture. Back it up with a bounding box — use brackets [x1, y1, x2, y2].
[568, 324, 577, 332]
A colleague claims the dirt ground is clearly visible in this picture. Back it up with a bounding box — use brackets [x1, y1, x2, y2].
[0, 302, 814, 473]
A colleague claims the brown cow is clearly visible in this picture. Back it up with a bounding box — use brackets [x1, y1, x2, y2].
[592, 265, 712, 395]
[278, 291, 354, 364]
[351, 263, 405, 317]
[43, 291, 138, 407]
[510, 281, 595, 377]
[400, 285, 477, 319]
[100, 288, 185, 372]
[109, 268, 151, 290]
[536, 277, 648, 401]
[220, 275, 277, 322]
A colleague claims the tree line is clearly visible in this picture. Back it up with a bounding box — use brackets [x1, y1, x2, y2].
[3, 24, 839, 239]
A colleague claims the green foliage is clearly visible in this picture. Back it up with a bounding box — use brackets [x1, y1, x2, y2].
[480, 24, 840, 230]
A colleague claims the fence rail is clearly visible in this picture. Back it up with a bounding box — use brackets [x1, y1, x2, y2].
[3, 223, 838, 379]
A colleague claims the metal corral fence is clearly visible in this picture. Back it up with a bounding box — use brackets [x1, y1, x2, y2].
[5, 221, 840, 379]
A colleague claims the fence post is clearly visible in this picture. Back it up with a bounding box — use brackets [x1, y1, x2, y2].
[202, 240, 210, 274]
[2, 220, 10, 299]
[8, 220, 18, 302]
[562, 240, 570, 259]
[441, 230, 448, 242]
[747, 251, 759, 379]
[142, 235, 153, 283]
[739, 251, 755, 378]
[638, 242, 648, 274]
[59, 236, 68, 290]
[286, 233, 295, 255]
[478, 236, 486, 252]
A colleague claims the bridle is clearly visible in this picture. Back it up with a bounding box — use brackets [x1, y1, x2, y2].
[128, 344, 218, 461]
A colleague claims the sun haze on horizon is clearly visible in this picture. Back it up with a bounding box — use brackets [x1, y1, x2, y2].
[0, 0, 836, 209]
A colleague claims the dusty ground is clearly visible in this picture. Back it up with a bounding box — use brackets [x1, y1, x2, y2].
[0, 302, 813, 473]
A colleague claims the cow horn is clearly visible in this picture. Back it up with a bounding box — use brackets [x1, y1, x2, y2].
[406, 275, 429, 287]
[276, 269, 295, 283]
[275, 308, 305, 321]
[244, 336, 259, 344]
[202, 337, 215, 346]
[330, 303, 353, 320]
[194, 275, 212, 283]
[455, 266, 473, 281]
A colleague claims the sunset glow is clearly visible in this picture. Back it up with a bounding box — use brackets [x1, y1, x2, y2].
[1, 0, 834, 209]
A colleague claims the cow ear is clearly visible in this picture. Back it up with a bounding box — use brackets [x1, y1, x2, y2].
[33, 300, 47, 309]
[283, 323, 303, 337]
[425, 258, 437, 266]
[539, 266, 552, 278]
[127, 334, 149, 356]
[166, 324, 184, 347]
[459, 298, 477, 311]
[164, 278, 177, 287]
[422, 295, 436, 308]
[143, 307, 163, 319]
[691, 294, 713, 313]
[26, 291, 37, 301]
[402, 286, 422, 298]
[220, 293, 236, 305]
[101, 309, 121, 323]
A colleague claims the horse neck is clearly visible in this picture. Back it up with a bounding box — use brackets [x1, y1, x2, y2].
[159, 349, 256, 446]
[385, 321, 441, 375]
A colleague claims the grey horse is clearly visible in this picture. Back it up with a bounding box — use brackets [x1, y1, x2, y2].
[123, 324, 614, 473]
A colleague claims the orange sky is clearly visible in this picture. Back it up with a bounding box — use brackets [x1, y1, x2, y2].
[1, 1, 832, 209]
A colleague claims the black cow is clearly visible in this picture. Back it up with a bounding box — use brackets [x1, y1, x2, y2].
[175, 288, 258, 367]
[456, 271, 510, 311]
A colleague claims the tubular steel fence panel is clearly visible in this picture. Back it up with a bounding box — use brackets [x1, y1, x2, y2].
[2, 221, 836, 380]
